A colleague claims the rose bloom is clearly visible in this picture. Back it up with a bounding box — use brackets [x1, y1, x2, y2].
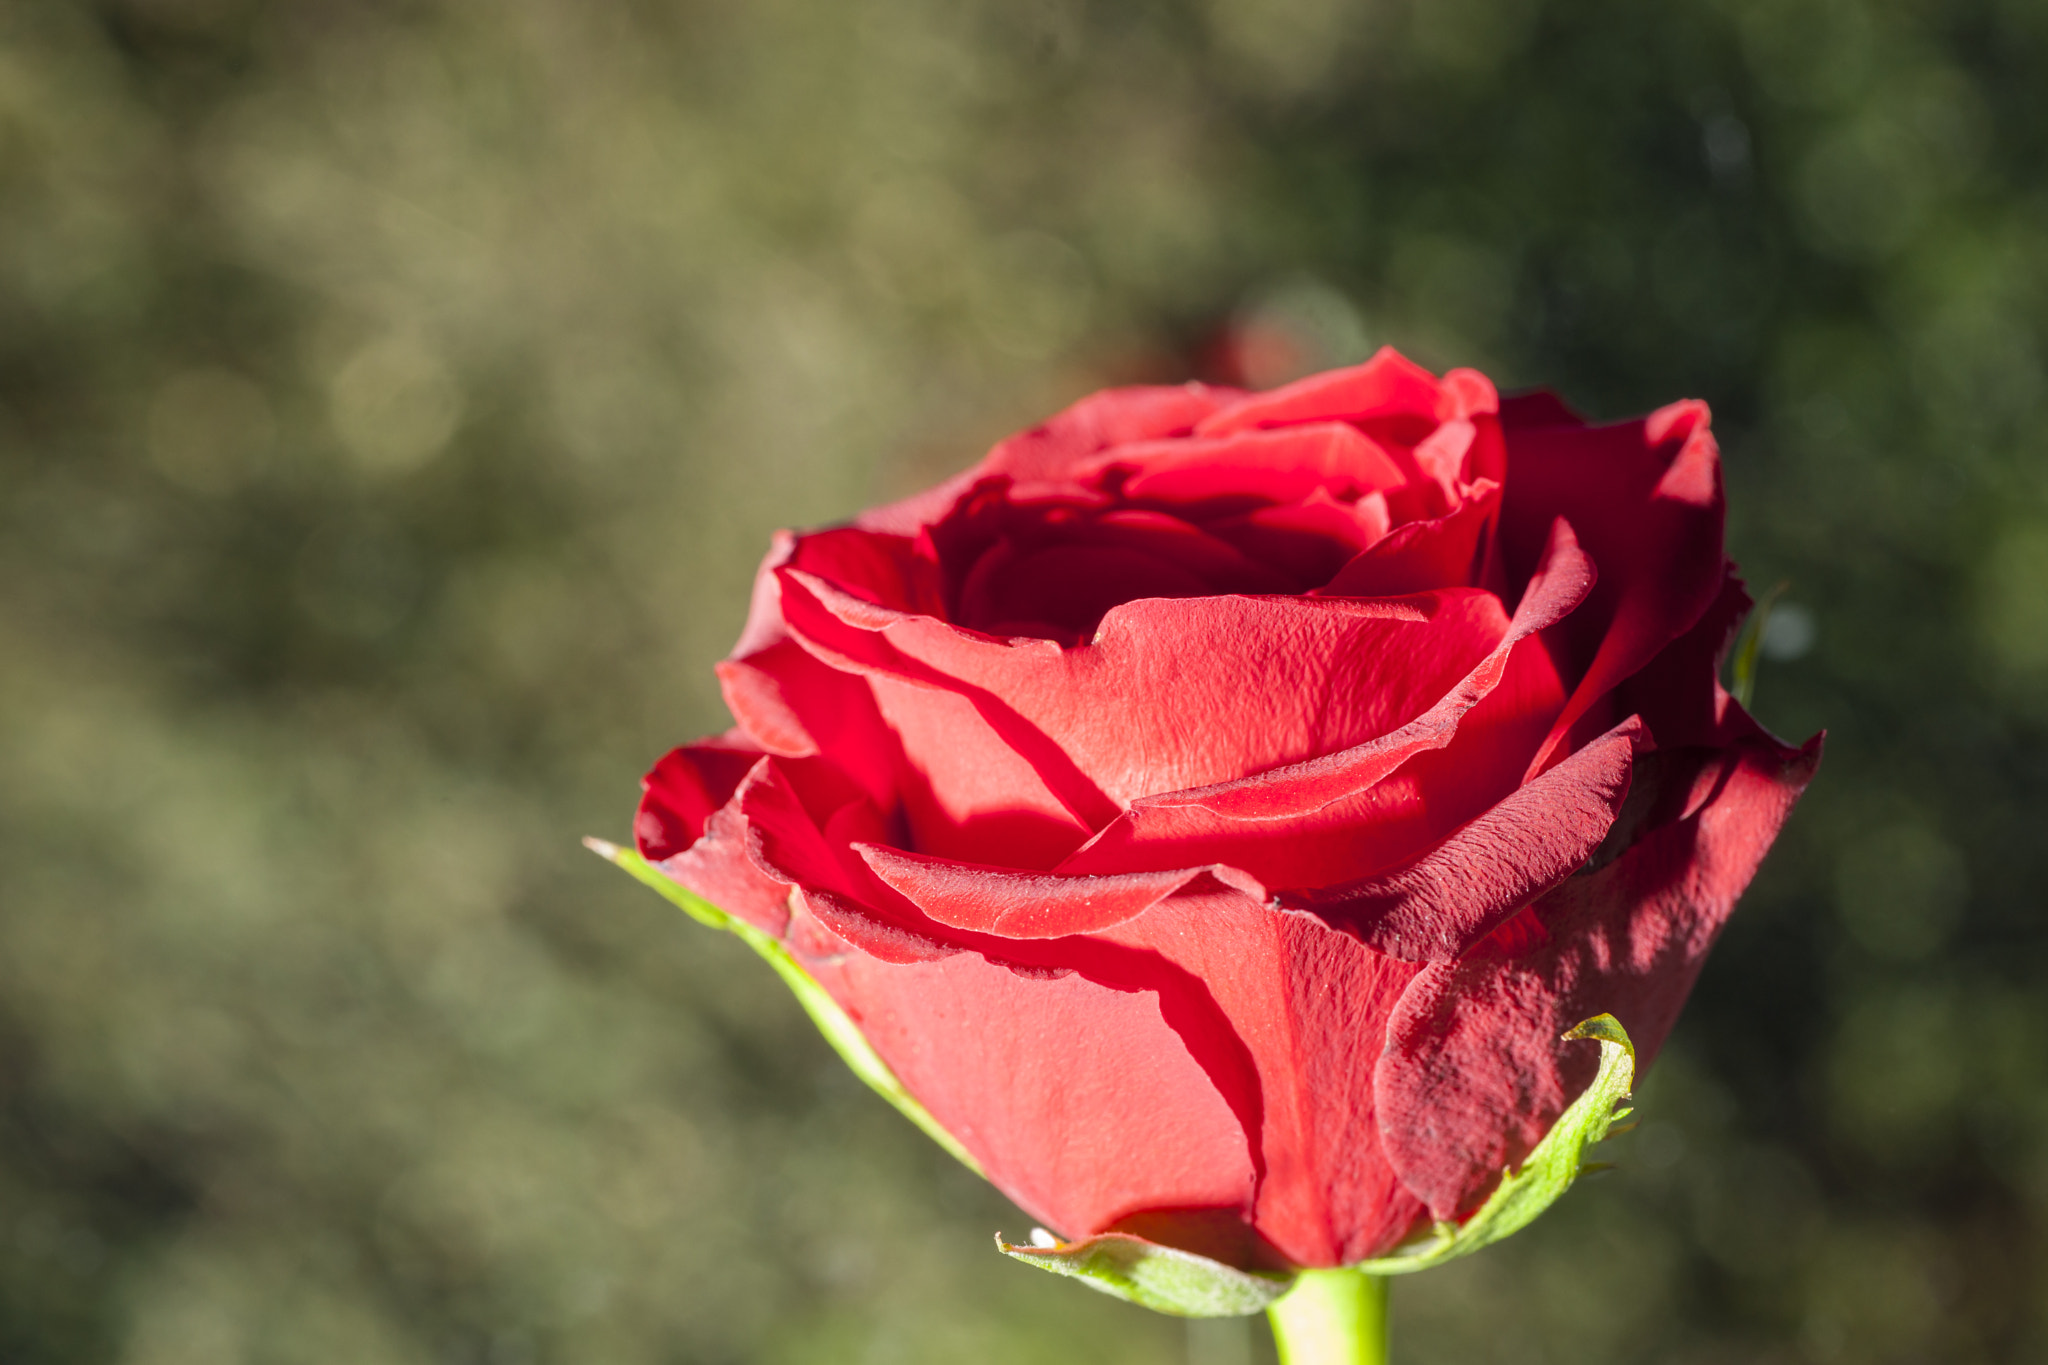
[636, 349, 1819, 1271]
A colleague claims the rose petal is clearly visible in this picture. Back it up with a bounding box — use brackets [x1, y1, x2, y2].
[1501, 399, 1727, 774]
[1129, 516, 1591, 823]
[1195, 348, 1458, 437]
[1318, 479, 1501, 598]
[737, 759, 959, 964]
[642, 754, 791, 938]
[993, 384, 1247, 482]
[1094, 422, 1410, 505]
[636, 735, 765, 861]
[800, 939, 1262, 1247]
[787, 525, 947, 616]
[1051, 623, 1570, 891]
[863, 674, 1098, 867]
[1086, 888, 1431, 1265]
[857, 842, 1267, 939]
[1498, 388, 1587, 430]
[773, 576, 1118, 841]
[784, 555, 1543, 811]
[1203, 490, 1387, 589]
[1610, 568, 1784, 753]
[785, 569, 1514, 817]
[1283, 718, 1645, 961]
[1373, 731, 1822, 1222]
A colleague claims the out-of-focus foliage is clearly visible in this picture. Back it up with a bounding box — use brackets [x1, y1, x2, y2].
[1, 1, 2043, 1362]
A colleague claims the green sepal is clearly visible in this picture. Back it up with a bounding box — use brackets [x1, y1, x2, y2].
[585, 838, 984, 1178]
[996, 1231, 1293, 1318]
[1356, 1013, 1636, 1275]
[1729, 579, 1789, 708]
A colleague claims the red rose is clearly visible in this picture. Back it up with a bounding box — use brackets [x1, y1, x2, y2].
[634, 348, 1819, 1272]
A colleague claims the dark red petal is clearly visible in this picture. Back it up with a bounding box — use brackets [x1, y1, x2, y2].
[953, 512, 1301, 643]
[1373, 731, 1822, 1222]
[1498, 389, 1588, 430]
[1284, 718, 1645, 961]
[1611, 567, 1784, 752]
[1501, 400, 1727, 774]
[960, 542, 1215, 643]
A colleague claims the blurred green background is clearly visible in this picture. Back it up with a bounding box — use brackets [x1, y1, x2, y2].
[3, 0, 2045, 1361]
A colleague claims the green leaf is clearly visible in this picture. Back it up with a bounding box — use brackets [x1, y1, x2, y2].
[1355, 1013, 1637, 1276]
[1729, 579, 1789, 709]
[585, 838, 984, 1178]
[996, 1231, 1293, 1318]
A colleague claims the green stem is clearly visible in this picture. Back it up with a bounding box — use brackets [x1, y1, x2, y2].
[1266, 1268, 1390, 1365]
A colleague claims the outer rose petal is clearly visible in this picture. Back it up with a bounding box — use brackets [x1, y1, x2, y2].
[637, 747, 791, 938]
[713, 532, 911, 819]
[735, 758, 964, 965]
[1373, 732, 1822, 1221]
[802, 920, 1263, 1245]
[1087, 889, 1430, 1266]
[1611, 567, 1765, 751]
[635, 735, 763, 861]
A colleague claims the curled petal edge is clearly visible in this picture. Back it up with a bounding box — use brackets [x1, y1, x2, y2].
[856, 842, 1269, 940]
[1283, 718, 1646, 962]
